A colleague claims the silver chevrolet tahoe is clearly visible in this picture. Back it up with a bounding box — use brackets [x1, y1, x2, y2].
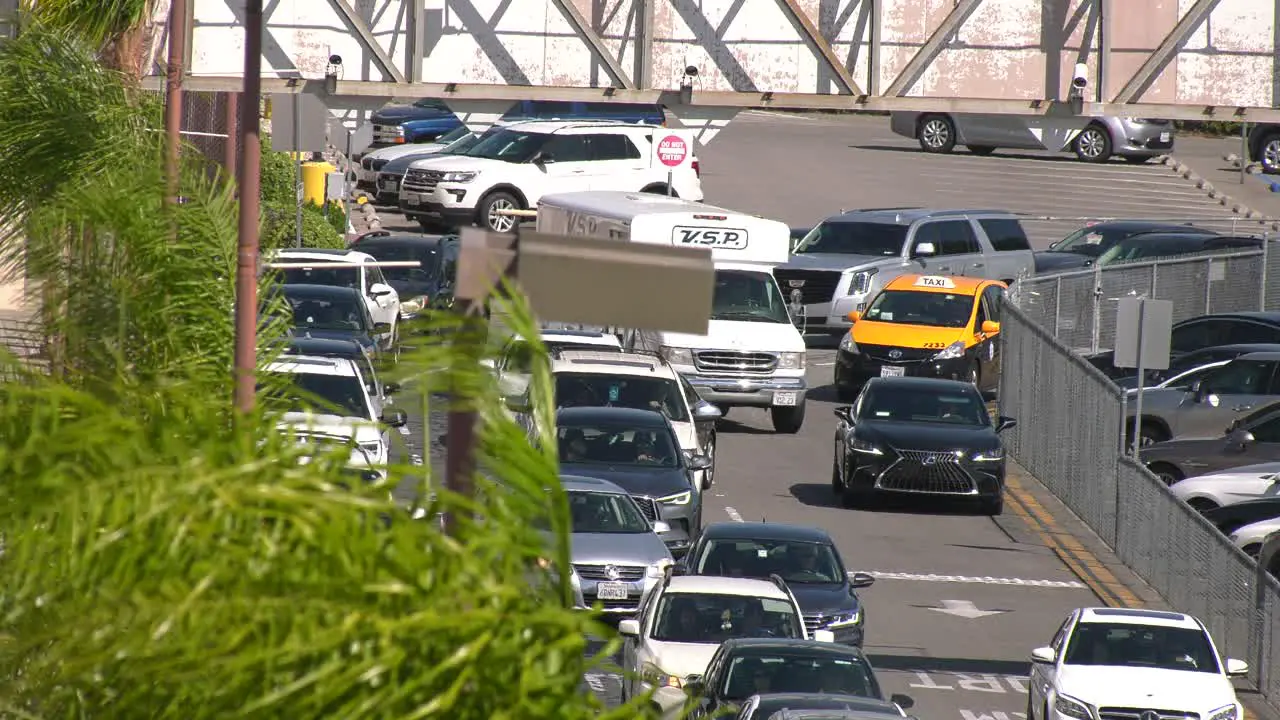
[774, 208, 1036, 335]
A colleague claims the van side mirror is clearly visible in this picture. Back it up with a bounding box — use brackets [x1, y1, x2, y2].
[618, 619, 640, 636]
[846, 311, 861, 323]
[369, 282, 395, 297]
[981, 320, 1001, 334]
[833, 406, 853, 423]
[381, 409, 408, 427]
[694, 402, 723, 422]
[1226, 658, 1250, 676]
[505, 394, 532, 413]
[912, 242, 936, 257]
[890, 694, 915, 710]
[850, 571, 876, 588]
[996, 416, 1017, 433]
[1190, 379, 1206, 399]
[1031, 646, 1056, 664]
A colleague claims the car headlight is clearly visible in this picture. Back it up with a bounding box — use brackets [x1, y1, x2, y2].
[847, 268, 878, 295]
[440, 171, 477, 183]
[660, 346, 693, 366]
[932, 340, 966, 360]
[778, 352, 806, 370]
[839, 333, 857, 353]
[642, 663, 682, 689]
[1208, 704, 1238, 720]
[827, 609, 862, 626]
[971, 448, 1004, 462]
[658, 491, 691, 505]
[1054, 694, 1093, 720]
[646, 559, 673, 578]
[850, 437, 882, 455]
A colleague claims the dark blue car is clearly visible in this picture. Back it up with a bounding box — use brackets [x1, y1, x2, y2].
[263, 284, 386, 361]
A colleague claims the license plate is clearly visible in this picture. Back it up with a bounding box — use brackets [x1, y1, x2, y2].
[880, 365, 905, 378]
[773, 391, 798, 406]
[404, 194, 419, 205]
[1160, 132, 1171, 142]
[596, 582, 629, 600]
[381, 181, 397, 191]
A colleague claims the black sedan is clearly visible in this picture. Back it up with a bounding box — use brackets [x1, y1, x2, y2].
[682, 638, 908, 719]
[831, 377, 1015, 514]
[555, 406, 711, 556]
[737, 692, 915, 720]
[679, 522, 876, 646]
[1203, 497, 1280, 536]
[1033, 220, 1214, 274]
[347, 231, 461, 322]
[1142, 401, 1280, 485]
[263, 284, 388, 359]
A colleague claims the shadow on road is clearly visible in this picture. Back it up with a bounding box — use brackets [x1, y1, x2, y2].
[866, 653, 1030, 677]
[788, 483, 990, 517]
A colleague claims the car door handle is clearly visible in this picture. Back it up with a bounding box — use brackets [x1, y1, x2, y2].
[571, 169, 586, 174]
[971, 262, 985, 268]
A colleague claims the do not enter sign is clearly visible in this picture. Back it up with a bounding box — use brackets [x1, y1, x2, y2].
[651, 130, 693, 170]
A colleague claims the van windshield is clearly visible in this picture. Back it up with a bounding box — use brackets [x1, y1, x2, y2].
[793, 221, 908, 256]
[711, 270, 791, 324]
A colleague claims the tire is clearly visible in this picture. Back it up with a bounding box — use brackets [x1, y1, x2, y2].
[703, 439, 716, 487]
[1122, 155, 1153, 164]
[1243, 543, 1263, 560]
[1187, 497, 1218, 514]
[476, 190, 521, 233]
[981, 492, 1004, 516]
[831, 441, 844, 494]
[918, 115, 956, 154]
[967, 145, 996, 156]
[1073, 124, 1113, 163]
[834, 365, 857, 402]
[771, 403, 805, 434]
[1259, 133, 1280, 174]
[1148, 462, 1184, 486]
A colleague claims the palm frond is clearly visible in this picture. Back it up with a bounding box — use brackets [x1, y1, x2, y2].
[18, 0, 155, 50]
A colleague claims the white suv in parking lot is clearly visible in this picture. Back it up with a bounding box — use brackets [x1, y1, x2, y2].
[398, 120, 704, 232]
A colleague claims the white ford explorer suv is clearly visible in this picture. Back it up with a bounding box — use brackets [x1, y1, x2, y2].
[618, 573, 831, 714]
[1028, 607, 1249, 720]
[398, 120, 704, 233]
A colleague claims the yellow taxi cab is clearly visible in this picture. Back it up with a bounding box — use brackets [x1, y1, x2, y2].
[832, 274, 1007, 401]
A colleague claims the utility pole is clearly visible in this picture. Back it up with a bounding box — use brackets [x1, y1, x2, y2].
[223, 92, 239, 188]
[163, 0, 188, 205]
[233, 0, 264, 413]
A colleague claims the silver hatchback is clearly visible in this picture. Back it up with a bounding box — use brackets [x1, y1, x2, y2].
[561, 475, 675, 615]
[889, 112, 1174, 163]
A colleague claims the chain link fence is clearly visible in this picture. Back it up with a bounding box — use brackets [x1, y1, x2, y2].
[180, 91, 240, 181]
[1000, 301, 1280, 705]
[1010, 238, 1279, 354]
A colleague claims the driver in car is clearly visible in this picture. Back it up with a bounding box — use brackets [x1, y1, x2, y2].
[788, 544, 828, 582]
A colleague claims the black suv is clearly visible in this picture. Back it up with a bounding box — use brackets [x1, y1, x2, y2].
[679, 522, 874, 646]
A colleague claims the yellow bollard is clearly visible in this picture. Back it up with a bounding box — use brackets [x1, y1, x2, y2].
[301, 160, 337, 207]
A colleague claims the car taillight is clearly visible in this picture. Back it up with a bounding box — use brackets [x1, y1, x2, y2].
[692, 159, 701, 177]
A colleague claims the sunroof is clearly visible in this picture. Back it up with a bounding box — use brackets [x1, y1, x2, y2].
[1091, 608, 1186, 621]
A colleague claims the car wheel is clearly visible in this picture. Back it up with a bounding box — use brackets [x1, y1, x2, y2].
[1148, 462, 1184, 486]
[771, 404, 805, 434]
[831, 444, 843, 494]
[1259, 132, 1280, 174]
[704, 439, 716, 487]
[1073, 124, 1113, 163]
[477, 191, 521, 233]
[1187, 497, 1218, 513]
[918, 115, 956, 153]
[834, 365, 857, 402]
[967, 145, 996, 156]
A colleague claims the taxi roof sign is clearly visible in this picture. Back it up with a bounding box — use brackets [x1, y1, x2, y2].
[914, 276, 956, 289]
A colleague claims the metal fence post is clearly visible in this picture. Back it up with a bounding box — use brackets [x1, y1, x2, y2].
[1262, 232, 1271, 312]
[1150, 262, 1158, 298]
[1090, 264, 1103, 355]
[1053, 276, 1063, 337]
[1204, 257, 1213, 312]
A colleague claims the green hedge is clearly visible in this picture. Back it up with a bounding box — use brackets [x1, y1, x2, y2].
[261, 200, 345, 250]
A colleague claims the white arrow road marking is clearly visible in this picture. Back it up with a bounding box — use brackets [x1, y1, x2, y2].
[397, 426, 411, 436]
[725, 506, 744, 522]
[928, 600, 1008, 619]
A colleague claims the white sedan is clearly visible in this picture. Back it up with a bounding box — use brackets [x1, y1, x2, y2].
[1170, 461, 1280, 511]
[1228, 516, 1280, 558]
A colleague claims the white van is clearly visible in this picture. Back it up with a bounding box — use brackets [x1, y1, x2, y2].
[535, 191, 809, 433]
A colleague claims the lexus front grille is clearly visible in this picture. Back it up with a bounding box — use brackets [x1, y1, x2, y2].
[1099, 709, 1198, 720]
[694, 350, 777, 374]
[574, 564, 646, 581]
[802, 613, 829, 633]
[876, 449, 976, 494]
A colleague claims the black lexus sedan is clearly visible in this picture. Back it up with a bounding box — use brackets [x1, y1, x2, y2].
[830, 376, 1015, 515]
[555, 406, 712, 556]
[679, 522, 875, 646]
[263, 284, 387, 359]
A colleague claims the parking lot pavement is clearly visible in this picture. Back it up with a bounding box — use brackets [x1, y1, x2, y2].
[1166, 133, 1280, 222]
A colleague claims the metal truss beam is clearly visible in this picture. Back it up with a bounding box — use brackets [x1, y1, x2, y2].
[327, 0, 406, 83]
[548, 0, 634, 89]
[773, 0, 861, 95]
[1111, 0, 1221, 104]
[883, 0, 985, 97]
[139, 76, 1280, 122]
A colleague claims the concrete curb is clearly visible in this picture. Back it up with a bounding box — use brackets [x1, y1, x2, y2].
[1156, 154, 1280, 231]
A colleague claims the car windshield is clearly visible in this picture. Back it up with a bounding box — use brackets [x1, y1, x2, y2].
[793, 222, 907, 256]
[353, 242, 440, 284]
[859, 385, 989, 426]
[1094, 237, 1205, 265]
[566, 490, 651, 534]
[722, 652, 879, 701]
[1051, 226, 1129, 257]
[440, 131, 484, 154]
[695, 539, 845, 584]
[1063, 622, 1220, 673]
[262, 372, 370, 418]
[651, 593, 802, 643]
[278, 264, 360, 291]
[862, 289, 973, 328]
[462, 128, 548, 162]
[279, 292, 368, 332]
[556, 423, 680, 468]
[712, 270, 792, 324]
[434, 125, 470, 144]
[555, 373, 690, 422]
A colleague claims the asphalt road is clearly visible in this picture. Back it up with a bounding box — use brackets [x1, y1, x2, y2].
[369, 113, 1273, 718]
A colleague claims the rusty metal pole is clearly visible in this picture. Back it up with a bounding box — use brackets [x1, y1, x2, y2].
[443, 296, 484, 534]
[223, 92, 239, 188]
[233, 0, 264, 413]
[163, 0, 188, 204]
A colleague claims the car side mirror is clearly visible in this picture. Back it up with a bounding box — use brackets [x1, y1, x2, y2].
[533, 151, 555, 165]
[383, 381, 401, 394]
[694, 402, 723, 422]
[846, 311, 861, 323]
[912, 242, 936, 257]
[381, 409, 408, 427]
[652, 520, 671, 533]
[369, 282, 395, 297]
[890, 694, 915, 710]
[1048, 240, 1061, 249]
[981, 320, 1001, 334]
[683, 678, 704, 695]
[617, 619, 640, 637]
[505, 394, 532, 413]
[688, 454, 713, 471]
[1229, 429, 1256, 449]
[813, 629, 836, 643]
[1226, 658, 1250, 676]
[996, 416, 1017, 433]
[850, 571, 876, 588]
[1031, 646, 1057, 664]
[833, 406, 853, 423]
[374, 322, 393, 334]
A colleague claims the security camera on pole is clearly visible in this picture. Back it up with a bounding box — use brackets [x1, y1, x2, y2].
[651, 129, 694, 197]
[1068, 62, 1089, 115]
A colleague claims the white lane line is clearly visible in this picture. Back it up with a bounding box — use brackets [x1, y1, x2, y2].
[812, 361, 835, 367]
[742, 110, 815, 122]
[725, 506, 744, 522]
[582, 672, 611, 693]
[860, 570, 1085, 588]
[397, 426, 411, 436]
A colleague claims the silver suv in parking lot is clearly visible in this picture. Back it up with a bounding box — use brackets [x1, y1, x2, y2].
[889, 112, 1174, 163]
[774, 208, 1035, 335]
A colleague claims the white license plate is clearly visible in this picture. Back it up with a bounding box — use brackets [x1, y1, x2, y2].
[596, 582, 629, 600]
[381, 181, 397, 191]
[404, 194, 419, 205]
[880, 365, 905, 378]
[773, 391, 798, 406]
[1160, 132, 1171, 142]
